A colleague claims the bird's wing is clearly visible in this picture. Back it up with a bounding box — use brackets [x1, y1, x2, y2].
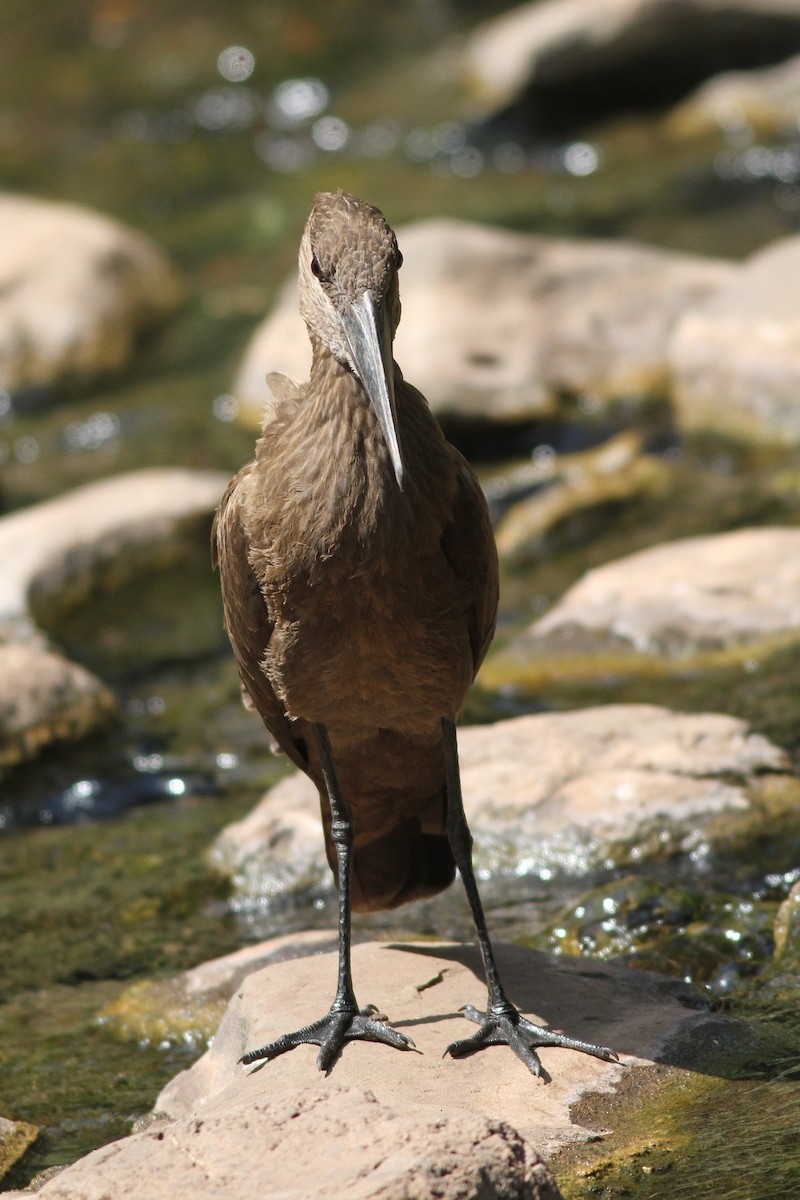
[211, 467, 308, 770]
[440, 454, 499, 677]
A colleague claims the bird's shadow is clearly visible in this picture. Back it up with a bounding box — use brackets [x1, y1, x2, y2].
[380, 940, 790, 1083]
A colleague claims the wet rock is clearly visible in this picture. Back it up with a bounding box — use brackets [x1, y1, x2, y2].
[0, 468, 227, 772]
[670, 235, 800, 444]
[9, 1084, 563, 1200]
[535, 875, 776, 994]
[494, 527, 800, 682]
[0, 643, 116, 775]
[666, 52, 800, 139]
[210, 705, 788, 900]
[750, 880, 800, 1007]
[0, 194, 182, 397]
[493, 431, 671, 564]
[0, 1116, 37, 1184]
[234, 220, 730, 430]
[156, 939, 709, 1155]
[774, 881, 800, 960]
[462, 0, 800, 134]
[97, 931, 337, 1048]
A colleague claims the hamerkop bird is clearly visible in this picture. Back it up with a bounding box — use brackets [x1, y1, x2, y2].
[213, 190, 616, 1077]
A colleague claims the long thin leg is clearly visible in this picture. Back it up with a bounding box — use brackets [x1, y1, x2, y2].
[240, 723, 415, 1072]
[441, 717, 618, 1077]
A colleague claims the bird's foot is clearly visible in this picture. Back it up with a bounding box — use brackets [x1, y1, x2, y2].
[445, 1004, 619, 1078]
[239, 1003, 416, 1073]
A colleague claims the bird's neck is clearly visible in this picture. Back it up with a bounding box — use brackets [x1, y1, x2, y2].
[307, 336, 400, 501]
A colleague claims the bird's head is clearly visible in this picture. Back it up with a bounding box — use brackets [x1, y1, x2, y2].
[299, 190, 404, 489]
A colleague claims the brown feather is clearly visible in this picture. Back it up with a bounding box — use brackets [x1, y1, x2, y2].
[212, 192, 498, 911]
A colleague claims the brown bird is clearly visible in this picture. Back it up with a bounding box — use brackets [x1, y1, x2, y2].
[212, 191, 616, 1077]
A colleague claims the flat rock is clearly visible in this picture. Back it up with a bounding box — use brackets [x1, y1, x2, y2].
[0, 468, 227, 772]
[0, 194, 182, 396]
[670, 235, 800, 443]
[11, 1083, 563, 1200]
[156, 939, 709, 1156]
[462, 0, 800, 130]
[210, 704, 787, 896]
[499, 527, 800, 674]
[0, 643, 116, 775]
[0, 467, 228, 638]
[234, 220, 730, 429]
[666, 51, 800, 138]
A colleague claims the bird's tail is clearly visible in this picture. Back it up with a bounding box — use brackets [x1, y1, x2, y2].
[352, 818, 455, 913]
[321, 790, 456, 913]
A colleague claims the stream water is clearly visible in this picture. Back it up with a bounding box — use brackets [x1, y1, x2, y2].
[2, 1, 800, 1195]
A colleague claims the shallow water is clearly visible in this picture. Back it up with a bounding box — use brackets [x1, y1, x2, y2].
[3, 0, 800, 1192]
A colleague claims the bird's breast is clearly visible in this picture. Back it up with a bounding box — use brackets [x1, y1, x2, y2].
[261, 533, 473, 738]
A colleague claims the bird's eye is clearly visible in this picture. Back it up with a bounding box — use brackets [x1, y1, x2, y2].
[311, 254, 325, 281]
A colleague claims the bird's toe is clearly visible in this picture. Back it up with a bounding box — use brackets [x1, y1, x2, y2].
[444, 1004, 617, 1078]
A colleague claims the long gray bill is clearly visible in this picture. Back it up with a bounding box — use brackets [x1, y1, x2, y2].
[341, 290, 404, 490]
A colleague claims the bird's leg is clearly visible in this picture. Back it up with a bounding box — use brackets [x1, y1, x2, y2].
[440, 717, 618, 1078]
[239, 722, 415, 1073]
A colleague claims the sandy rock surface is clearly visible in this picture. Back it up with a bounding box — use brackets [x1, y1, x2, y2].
[10, 1085, 563, 1200]
[234, 220, 730, 429]
[157, 940, 706, 1150]
[0, 194, 182, 396]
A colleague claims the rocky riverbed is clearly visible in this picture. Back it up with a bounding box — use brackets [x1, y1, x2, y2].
[4, 0, 800, 1197]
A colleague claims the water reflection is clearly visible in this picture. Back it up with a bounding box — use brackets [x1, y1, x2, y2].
[217, 45, 255, 83]
[269, 77, 329, 125]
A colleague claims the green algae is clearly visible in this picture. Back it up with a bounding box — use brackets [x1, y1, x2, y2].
[555, 1060, 800, 1200]
[0, 793, 253, 1184]
[96, 975, 227, 1051]
[0, 1119, 38, 1186]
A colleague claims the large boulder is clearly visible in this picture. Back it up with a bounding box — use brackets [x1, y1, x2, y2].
[235, 220, 730, 429]
[15, 940, 777, 1198]
[0, 194, 182, 397]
